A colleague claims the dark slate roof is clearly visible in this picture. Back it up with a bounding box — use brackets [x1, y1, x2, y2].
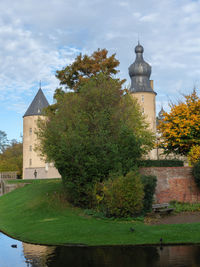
[129, 43, 156, 95]
[23, 88, 49, 117]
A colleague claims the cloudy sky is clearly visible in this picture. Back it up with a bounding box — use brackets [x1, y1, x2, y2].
[0, 0, 200, 140]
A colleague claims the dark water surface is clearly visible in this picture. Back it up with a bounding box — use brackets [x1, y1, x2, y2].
[1, 233, 200, 267]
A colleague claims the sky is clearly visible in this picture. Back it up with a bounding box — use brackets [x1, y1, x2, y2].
[0, 0, 200, 140]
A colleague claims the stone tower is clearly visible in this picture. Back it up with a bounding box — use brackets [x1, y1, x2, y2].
[129, 43, 157, 158]
[23, 88, 61, 179]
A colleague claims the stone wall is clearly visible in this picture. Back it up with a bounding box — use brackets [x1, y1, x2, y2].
[139, 167, 200, 203]
[1, 180, 30, 195]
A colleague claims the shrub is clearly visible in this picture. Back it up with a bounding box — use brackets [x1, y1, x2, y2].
[188, 145, 200, 166]
[63, 177, 98, 208]
[138, 159, 183, 167]
[102, 170, 144, 218]
[170, 200, 200, 213]
[141, 175, 157, 212]
[192, 160, 200, 189]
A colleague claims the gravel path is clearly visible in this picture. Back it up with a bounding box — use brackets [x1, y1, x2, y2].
[148, 212, 200, 225]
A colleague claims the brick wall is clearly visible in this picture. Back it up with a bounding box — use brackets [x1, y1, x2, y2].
[139, 167, 200, 203]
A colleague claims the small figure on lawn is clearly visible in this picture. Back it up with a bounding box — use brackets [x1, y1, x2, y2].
[34, 169, 37, 179]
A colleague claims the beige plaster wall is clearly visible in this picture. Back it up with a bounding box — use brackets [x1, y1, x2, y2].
[24, 166, 61, 179]
[131, 92, 156, 133]
[23, 115, 61, 179]
[131, 90, 157, 159]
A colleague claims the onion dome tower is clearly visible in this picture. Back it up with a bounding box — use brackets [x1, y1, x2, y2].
[158, 107, 165, 121]
[23, 88, 61, 179]
[157, 106, 166, 127]
[129, 42, 157, 133]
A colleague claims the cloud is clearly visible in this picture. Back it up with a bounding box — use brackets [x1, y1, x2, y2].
[0, 0, 200, 139]
[118, 1, 129, 7]
[182, 2, 198, 13]
[139, 13, 158, 22]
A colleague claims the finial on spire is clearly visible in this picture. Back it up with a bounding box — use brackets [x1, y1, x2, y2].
[138, 33, 140, 45]
[39, 80, 41, 89]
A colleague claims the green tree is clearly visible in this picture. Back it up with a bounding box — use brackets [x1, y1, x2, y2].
[37, 74, 154, 207]
[0, 140, 23, 177]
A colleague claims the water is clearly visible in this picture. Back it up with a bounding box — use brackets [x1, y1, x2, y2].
[1, 232, 200, 267]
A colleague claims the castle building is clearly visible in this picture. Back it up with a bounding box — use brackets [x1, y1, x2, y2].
[129, 42, 157, 159]
[23, 88, 61, 179]
[23, 43, 158, 179]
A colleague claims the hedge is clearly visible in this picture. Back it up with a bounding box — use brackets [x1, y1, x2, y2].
[138, 159, 184, 167]
[192, 160, 200, 189]
[141, 175, 157, 212]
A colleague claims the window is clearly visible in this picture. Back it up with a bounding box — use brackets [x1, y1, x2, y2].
[142, 107, 144, 114]
[141, 95, 144, 102]
[29, 159, 32, 166]
[29, 128, 32, 135]
[29, 145, 32, 152]
[45, 163, 49, 172]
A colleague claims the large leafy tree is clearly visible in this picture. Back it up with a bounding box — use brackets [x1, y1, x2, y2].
[37, 74, 154, 207]
[0, 140, 23, 177]
[158, 90, 200, 156]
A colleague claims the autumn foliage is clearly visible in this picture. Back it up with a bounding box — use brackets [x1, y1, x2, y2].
[158, 90, 200, 156]
[56, 48, 125, 91]
[188, 145, 200, 165]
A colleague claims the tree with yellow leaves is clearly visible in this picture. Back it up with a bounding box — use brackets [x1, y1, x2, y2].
[188, 145, 200, 165]
[158, 90, 200, 156]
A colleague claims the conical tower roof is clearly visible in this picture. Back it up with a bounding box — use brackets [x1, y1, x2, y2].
[23, 88, 49, 117]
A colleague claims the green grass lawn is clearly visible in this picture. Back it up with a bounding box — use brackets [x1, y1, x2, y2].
[0, 180, 200, 246]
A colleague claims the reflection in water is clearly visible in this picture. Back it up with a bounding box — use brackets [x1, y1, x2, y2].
[46, 246, 160, 267]
[22, 243, 200, 267]
[158, 246, 200, 267]
[23, 243, 55, 267]
[1, 233, 200, 267]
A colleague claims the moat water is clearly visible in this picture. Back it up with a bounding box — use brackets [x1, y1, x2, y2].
[1, 232, 200, 267]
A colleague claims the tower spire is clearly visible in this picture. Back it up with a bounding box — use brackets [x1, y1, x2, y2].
[128, 43, 156, 95]
[138, 33, 140, 45]
[23, 88, 49, 117]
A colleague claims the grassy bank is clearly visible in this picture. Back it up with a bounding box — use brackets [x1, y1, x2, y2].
[0, 180, 200, 246]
